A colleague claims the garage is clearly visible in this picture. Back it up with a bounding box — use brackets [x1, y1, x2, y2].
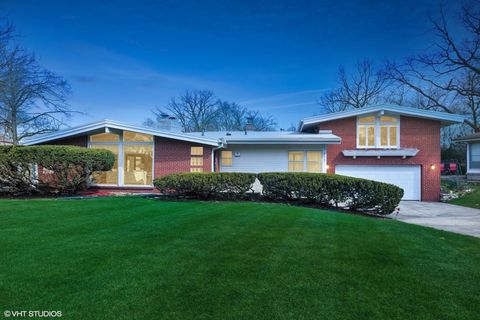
[335, 165, 421, 200]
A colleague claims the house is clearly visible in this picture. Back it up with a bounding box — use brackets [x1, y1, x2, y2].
[23, 104, 465, 201]
[453, 133, 480, 181]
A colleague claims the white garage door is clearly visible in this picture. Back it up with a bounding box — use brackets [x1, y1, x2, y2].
[335, 165, 421, 200]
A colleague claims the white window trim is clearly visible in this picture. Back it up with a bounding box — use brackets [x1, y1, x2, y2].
[287, 146, 327, 173]
[356, 115, 400, 149]
[468, 142, 480, 172]
[88, 130, 155, 187]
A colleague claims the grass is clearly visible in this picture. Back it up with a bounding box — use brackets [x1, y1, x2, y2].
[449, 183, 480, 209]
[1, 197, 479, 320]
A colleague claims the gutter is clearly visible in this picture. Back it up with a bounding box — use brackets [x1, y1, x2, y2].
[211, 139, 225, 172]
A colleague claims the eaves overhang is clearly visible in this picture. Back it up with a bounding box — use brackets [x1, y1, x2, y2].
[22, 119, 220, 146]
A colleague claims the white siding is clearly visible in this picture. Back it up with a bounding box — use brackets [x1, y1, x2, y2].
[219, 144, 326, 173]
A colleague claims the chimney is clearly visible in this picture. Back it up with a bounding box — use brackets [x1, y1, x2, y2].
[156, 113, 181, 131]
[244, 116, 255, 132]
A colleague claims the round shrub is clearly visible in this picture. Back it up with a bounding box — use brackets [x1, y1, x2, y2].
[154, 172, 256, 200]
[257, 172, 403, 215]
[0, 145, 115, 195]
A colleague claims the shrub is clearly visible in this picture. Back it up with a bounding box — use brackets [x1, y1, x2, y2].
[154, 172, 256, 200]
[0, 145, 115, 195]
[257, 172, 403, 215]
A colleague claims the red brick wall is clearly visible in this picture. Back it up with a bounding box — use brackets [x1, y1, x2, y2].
[39, 135, 88, 147]
[154, 137, 212, 177]
[319, 116, 441, 201]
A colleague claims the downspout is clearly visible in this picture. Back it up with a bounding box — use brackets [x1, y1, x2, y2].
[211, 139, 225, 172]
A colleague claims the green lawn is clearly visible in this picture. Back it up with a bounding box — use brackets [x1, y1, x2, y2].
[449, 184, 480, 209]
[1, 197, 479, 320]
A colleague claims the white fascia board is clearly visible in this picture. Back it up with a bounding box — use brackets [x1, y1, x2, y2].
[342, 148, 419, 157]
[225, 140, 341, 145]
[300, 104, 466, 131]
[224, 136, 341, 145]
[23, 119, 220, 146]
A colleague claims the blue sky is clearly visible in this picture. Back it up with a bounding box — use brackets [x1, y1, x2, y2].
[0, 0, 466, 129]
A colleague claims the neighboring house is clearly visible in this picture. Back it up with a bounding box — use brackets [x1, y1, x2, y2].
[454, 133, 480, 181]
[23, 104, 465, 201]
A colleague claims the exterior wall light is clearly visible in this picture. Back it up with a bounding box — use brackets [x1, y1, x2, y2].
[430, 164, 436, 170]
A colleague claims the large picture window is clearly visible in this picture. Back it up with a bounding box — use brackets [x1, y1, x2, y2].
[288, 150, 323, 173]
[357, 115, 399, 148]
[89, 130, 154, 186]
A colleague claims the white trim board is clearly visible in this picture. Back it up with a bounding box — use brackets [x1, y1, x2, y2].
[23, 119, 220, 146]
[299, 104, 466, 131]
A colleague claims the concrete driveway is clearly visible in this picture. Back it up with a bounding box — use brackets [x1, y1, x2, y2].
[390, 201, 480, 238]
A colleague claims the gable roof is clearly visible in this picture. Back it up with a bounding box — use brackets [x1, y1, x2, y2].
[299, 104, 466, 131]
[189, 130, 341, 145]
[22, 119, 220, 146]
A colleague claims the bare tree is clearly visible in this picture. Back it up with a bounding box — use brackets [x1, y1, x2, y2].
[144, 91, 277, 132]
[0, 23, 72, 144]
[244, 110, 276, 131]
[159, 90, 219, 132]
[386, 4, 480, 132]
[319, 60, 392, 113]
[215, 101, 247, 131]
[214, 101, 276, 131]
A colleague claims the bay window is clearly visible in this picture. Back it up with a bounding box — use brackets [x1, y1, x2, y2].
[357, 115, 399, 148]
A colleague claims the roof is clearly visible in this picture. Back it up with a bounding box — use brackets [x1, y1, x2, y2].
[299, 104, 466, 131]
[189, 130, 341, 145]
[453, 132, 480, 142]
[22, 119, 220, 146]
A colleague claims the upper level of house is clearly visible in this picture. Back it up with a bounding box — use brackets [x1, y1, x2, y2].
[298, 104, 465, 158]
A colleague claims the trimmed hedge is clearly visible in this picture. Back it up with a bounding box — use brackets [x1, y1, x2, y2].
[257, 172, 403, 214]
[0, 145, 115, 195]
[154, 172, 256, 200]
[154, 172, 403, 214]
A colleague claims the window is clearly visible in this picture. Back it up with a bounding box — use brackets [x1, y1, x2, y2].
[357, 115, 399, 148]
[191, 147, 203, 156]
[90, 132, 119, 142]
[90, 144, 119, 184]
[221, 151, 233, 166]
[190, 146, 203, 171]
[89, 131, 154, 186]
[470, 143, 480, 169]
[288, 151, 305, 172]
[124, 131, 153, 142]
[288, 151, 323, 172]
[306, 151, 322, 173]
[191, 157, 204, 166]
[123, 145, 153, 185]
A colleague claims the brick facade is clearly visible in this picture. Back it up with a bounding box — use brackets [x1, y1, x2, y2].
[319, 116, 441, 201]
[154, 136, 212, 177]
[40, 135, 213, 187]
[40, 136, 88, 147]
